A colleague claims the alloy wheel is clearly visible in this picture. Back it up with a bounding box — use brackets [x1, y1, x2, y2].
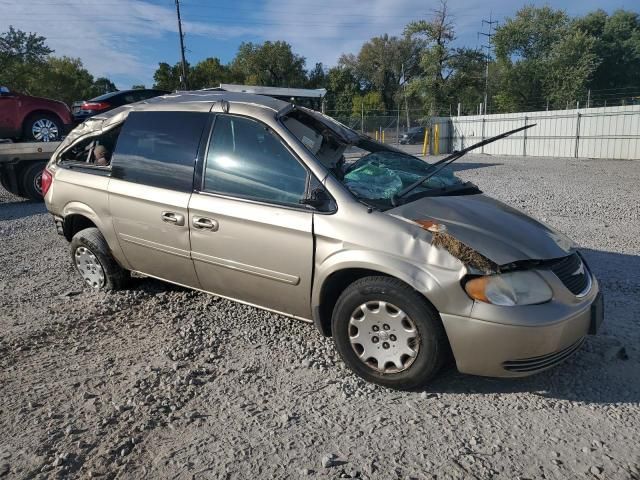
[32, 119, 59, 142]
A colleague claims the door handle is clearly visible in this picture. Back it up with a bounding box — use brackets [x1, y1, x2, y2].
[192, 216, 219, 231]
[161, 211, 185, 226]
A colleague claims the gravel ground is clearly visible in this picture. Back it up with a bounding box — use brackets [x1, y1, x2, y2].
[1, 153, 639, 480]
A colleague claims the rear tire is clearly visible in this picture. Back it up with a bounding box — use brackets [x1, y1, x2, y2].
[331, 276, 447, 390]
[20, 162, 46, 200]
[23, 113, 63, 142]
[70, 227, 129, 291]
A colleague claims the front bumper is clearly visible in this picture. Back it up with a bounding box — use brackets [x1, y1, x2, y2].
[440, 280, 602, 378]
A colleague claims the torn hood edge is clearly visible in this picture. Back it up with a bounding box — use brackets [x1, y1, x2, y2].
[387, 194, 575, 269]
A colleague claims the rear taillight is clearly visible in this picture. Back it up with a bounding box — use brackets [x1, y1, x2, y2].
[81, 101, 110, 111]
[41, 168, 53, 196]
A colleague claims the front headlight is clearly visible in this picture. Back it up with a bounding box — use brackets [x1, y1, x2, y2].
[464, 270, 552, 306]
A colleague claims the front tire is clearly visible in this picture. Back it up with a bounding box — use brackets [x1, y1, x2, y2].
[70, 228, 129, 291]
[331, 276, 447, 390]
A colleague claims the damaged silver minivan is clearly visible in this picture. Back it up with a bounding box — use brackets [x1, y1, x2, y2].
[43, 91, 603, 390]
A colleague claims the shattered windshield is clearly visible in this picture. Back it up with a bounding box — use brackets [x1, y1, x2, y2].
[282, 108, 472, 209]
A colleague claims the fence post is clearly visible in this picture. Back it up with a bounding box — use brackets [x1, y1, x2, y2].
[361, 102, 364, 133]
[523, 115, 528, 156]
[575, 111, 581, 158]
[422, 128, 429, 156]
[481, 116, 486, 154]
[396, 103, 400, 145]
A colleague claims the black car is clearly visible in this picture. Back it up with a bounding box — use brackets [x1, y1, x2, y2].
[72, 89, 170, 122]
[399, 126, 426, 145]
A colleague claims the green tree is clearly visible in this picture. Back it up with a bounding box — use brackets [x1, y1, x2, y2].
[341, 34, 419, 111]
[351, 91, 386, 117]
[574, 9, 640, 92]
[542, 31, 598, 106]
[493, 6, 600, 111]
[404, 0, 457, 114]
[38, 56, 96, 105]
[306, 62, 326, 89]
[231, 41, 306, 87]
[190, 57, 231, 89]
[492, 5, 599, 111]
[445, 48, 487, 113]
[90, 77, 117, 96]
[324, 66, 359, 116]
[0, 26, 52, 92]
[493, 6, 569, 61]
[153, 62, 182, 91]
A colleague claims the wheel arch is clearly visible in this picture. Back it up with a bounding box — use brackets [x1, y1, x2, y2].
[60, 201, 132, 270]
[63, 212, 98, 242]
[21, 109, 64, 137]
[61, 202, 107, 241]
[312, 255, 446, 337]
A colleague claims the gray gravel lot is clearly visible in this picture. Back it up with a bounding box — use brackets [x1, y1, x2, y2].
[1, 153, 639, 479]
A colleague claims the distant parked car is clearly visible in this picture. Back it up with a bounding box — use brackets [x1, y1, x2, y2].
[72, 89, 170, 122]
[399, 126, 426, 145]
[0, 86, 73, 142]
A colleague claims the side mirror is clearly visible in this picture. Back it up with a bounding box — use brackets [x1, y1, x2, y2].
[300, 187, 334, 211]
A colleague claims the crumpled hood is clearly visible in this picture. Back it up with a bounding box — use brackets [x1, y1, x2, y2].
[389, 194, 574, 265]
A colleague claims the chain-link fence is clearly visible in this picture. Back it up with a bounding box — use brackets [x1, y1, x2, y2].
[324, 104, 640, 160]
[324, 108, 452, 154]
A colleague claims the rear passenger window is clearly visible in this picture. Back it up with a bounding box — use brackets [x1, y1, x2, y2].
[204, 115, 308, 206]
[111, 111, 208, 192]
[59, 125, 121, 169]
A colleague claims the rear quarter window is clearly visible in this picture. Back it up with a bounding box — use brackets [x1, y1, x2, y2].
[111, 111, 208, 192]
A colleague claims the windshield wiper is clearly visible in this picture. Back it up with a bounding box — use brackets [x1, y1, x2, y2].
[391, 124, 535, 206]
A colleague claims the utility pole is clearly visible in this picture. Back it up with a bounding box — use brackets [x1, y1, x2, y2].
[478, 13, 498, 115]
[175, 0, 188, 90]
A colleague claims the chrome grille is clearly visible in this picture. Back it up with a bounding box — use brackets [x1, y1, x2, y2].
[503, 337, 585, 373]
[550, 253, 590, 296]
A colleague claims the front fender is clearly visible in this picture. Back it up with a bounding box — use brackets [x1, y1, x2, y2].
[312, 248, 473, 318]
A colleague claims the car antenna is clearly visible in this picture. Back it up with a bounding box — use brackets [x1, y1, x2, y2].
[391, 123, 535, 206]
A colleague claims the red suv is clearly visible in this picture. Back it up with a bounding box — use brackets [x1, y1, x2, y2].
[0, 86, 73, 142]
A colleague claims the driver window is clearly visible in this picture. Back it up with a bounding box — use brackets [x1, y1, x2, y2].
[204, 115, 308, 206]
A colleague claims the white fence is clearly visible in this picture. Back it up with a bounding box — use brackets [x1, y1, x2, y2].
[434, 105, 640, 160]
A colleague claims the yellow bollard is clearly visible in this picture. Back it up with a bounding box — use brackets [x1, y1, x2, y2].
[382, 130, 385, 143]
[421, 127, 429, 156]
[434, 124, 440, 155]
[375, 130, 379, 141]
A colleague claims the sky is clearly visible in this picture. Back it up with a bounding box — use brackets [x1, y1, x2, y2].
[0, 0, 633, 89]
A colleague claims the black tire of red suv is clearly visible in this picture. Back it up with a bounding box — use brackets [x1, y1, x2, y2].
[331, 276, 448, 391]
[23, 113, 64, 142]
[20, 162, 47, 201]
[0, 173, 18, 196]
[70, 228, 130, 291]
